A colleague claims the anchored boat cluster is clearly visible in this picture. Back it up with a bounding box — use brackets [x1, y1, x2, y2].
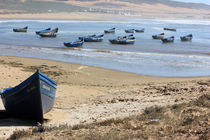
[13, 26, 193, 48]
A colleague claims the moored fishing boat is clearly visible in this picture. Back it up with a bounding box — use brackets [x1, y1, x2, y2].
[51, 27, 58, 33]
[163, 28, 176, 32]
[13, 26, 28, 32]
[39, 32, 57, 38]
[78, 34, 96, 40]
[161, 36, 175, 43]
[64, 39, 84, 47]
[109, 37, 136, 45]
[83, 34, 104, 42]
[135, 28, 145, 33]
[35, 28, 51, 35]
[0, 70, 57, 123]
[117, 34, 134, 40]
[104, 28, 115, 34]
[152, 33, 165, 39]
[180, 34, 193, 41]
[125, 29, 135, 33]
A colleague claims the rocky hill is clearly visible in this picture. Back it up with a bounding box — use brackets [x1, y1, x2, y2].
[0, 0, 210, 19]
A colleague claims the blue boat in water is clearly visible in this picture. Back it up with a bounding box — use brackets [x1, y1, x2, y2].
[161, 36, 175, 43]
[180, 34, 193, 41]
[104, 28, 115, 34]
[64, 39, 84, 47]
[39, 32, 57, 38]
[79, 34, 104, 42]
[109, 36, 136, 45]
[0, 70, 57, 123]
[35, 28, 51, 35]
[125, 29, 135, 33]
[13, 26, 28, 32]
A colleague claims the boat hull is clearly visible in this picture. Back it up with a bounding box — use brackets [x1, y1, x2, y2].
[1, 71, 56, 123]
[36, 28, 51, 35]
[180, 34, 192, 41]
[163, 28, 176, 32]
[109, 39, 135, 45]
[161, 38, 174, 43]
[125, 30, 135, 33]
[84, 38, 103, 42]
[13, 26, 28, 32]
[180, 37, 192, 41]
[39, 33, 57, 38]
[64, 41, 84, 47]
[13, 29, 27, 32]
[104, 30, 115, 33]
[135, 29, 144, 33]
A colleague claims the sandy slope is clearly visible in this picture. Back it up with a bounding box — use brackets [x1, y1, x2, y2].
[0, 55, 209, 139]
[0, 0, 210, 20]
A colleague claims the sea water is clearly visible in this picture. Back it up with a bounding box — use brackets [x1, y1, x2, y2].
[0, 19, 209, 76]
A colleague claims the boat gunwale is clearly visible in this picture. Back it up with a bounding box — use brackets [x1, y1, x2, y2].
[1, 71, 56, 98]
[39, 72, 57, 86]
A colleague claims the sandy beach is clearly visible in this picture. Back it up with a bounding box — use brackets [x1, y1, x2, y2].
[0, 55, 209, 139]
[0, 0, 209, 138]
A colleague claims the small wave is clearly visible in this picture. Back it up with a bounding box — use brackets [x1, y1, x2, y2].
[39, 47, 210, 65]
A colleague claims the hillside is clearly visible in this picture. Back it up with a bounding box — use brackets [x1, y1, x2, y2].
[0, 0, 210, 20]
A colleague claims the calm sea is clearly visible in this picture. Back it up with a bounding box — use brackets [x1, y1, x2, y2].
[0, 19, 210, 76]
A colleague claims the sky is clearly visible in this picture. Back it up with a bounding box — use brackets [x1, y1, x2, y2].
[173, 0, 210, 5]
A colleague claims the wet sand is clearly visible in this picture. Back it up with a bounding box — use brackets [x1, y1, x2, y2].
[0, 55, 209, 139]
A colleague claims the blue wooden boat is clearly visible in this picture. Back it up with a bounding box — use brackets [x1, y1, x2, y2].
[51, 27, 58, 33]
[39, 32, 57, 38]
[0, 70, 57, 123]
[163, 28, 176, 32]
[104, 28, 115, 34]
[36, 28, 51, 35]
[135, 28, 144, 33]
[125, 29, 135, 33]
[117, 34, 134, 40]
[109, 37, 136, 45]
[82, 34, 104, 42]
[13, 26, 28, 32]
[78, 34, 96, 40]
[161, 36, 175, 43]
[180, 34, 193, 41]
[64, 39, 84, 47]
[152, 33, 165, 39]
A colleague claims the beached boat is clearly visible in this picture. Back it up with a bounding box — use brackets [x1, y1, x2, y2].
[83, 34, 104, 42]
[39, 32, 57, 38]
[163, 28, 176, 32]
[13, 26, 28, 32]
[152, 33, 165, 39]
[64, 39, 84, 47]
[125, 29, 135, 33]
[161, 36, 175, 43]
[104, 28, 115, 34]
[109, 37, 136, 45]
[180, 34, 193, 41]
[35, 28, 51, 35]
[0, 70, 57, 123]
[135, 28, 145, 33]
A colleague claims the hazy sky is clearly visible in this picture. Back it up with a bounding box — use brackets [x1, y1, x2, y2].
[173, 0, 210, 5]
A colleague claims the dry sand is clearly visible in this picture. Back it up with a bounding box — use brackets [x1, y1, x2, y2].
[0, 55, 209, 139]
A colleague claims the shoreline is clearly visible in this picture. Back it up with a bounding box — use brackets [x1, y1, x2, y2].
[0, 12, 210, 21]
[0, 55, 209, 139]
[1, 55, 210, 79]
